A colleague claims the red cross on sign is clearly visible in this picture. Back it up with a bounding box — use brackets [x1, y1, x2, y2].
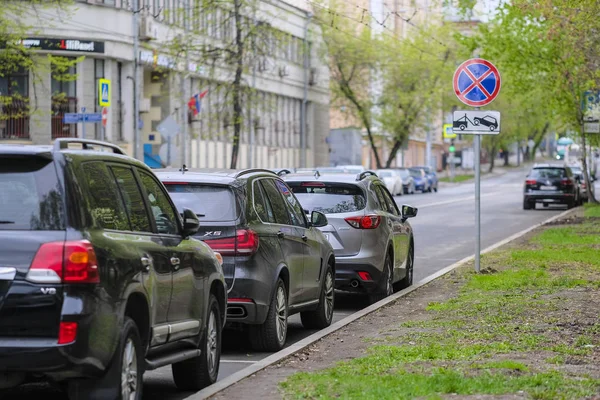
[101, 107, 108, 128]
[453, 58, 501, 107]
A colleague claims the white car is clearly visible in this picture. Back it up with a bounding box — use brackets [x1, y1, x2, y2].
[376, 169, 403, 196]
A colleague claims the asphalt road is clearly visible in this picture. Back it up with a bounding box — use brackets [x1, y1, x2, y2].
[4, 167, 594, 400]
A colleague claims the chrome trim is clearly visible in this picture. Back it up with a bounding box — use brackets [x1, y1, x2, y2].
[169, 320, 200, 335]
[151, 324, 170, 346]
[288, 299, 319, 310]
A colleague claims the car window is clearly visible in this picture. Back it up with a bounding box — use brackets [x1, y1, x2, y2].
[110, 166, 152, 233]
[260, 179, 291, 225]
[253, 180, 275, 223]
[138, 171, 180, 235]
[379, 185, 399, 216]
[81, 162, 130, 231]
[530, 168, 566, 180]
[164, 183, 239, 222]
[274, 180, 307, 228]
[288, 182, 366, 214]
[372, 183, 389, 212]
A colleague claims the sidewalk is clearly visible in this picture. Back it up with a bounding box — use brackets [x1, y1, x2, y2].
[211, 205, 600, 400]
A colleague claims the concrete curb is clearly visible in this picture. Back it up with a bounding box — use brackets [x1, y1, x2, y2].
[188, 207, 577, 400]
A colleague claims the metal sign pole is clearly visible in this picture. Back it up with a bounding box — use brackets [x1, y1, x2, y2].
[81, 107, 86, 139]
[474, 132, 481, 273]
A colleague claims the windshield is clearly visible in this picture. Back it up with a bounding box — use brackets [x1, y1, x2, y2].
[570, 167, 582, 175]
[0, 157, 64, 230]
[530, 168, 566, 180]
[377, 170, 393, 178]
[398, 170, 410, 178]
[288, 182, 366, 214]
[164, 184, 239, 222]
[410, 170, 422, 178]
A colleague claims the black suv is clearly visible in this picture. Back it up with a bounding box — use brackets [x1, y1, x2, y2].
[524, 164, 579, 209]
[155, 168, 335, 351]
[0, 140, 226, 399]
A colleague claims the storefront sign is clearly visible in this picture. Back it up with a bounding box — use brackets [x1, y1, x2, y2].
[13, 38, 105, 53]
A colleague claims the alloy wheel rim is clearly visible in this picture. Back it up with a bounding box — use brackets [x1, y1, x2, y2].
[324, 271, 334, 321]
[386, 261, 393, 295]
[121, 338, 138, 400]
[206, 309, 218, 377]
[408, 249, 414, 284]
[275, 286, 287, 343]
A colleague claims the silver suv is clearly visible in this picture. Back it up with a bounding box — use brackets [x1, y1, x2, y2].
[283, 171, 418, 303]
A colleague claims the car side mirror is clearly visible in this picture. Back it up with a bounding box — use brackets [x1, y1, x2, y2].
[311, 211, 328, 228]
[182, 208, 200, 236]
[401, 205, 418, 222]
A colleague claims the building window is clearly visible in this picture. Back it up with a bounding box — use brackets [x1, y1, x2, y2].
[94, 59, 105, 139]
[51, 60, 77, 139]
[0, 66, 29, 139]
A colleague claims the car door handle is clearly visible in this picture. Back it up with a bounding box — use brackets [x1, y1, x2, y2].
[277, 231, 285, 239]
[301, 235, 308, 242]
[141, 256, 152, 272]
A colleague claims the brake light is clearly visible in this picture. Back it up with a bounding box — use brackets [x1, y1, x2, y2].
[27, 240, 99, 284]
[301, 182, 326, 187]
[228, 298, 254, 303]
[58, 322, 78, 344]
[345, 215, 382, 229]
[204, 229, 259, 256]
[525, 179, 537, 185]
[561, 178, 573, 186]
[358, 271, 372, 281]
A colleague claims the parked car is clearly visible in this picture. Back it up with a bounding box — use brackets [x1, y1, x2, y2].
[0, 139, 226, 399]
[334, 165, 366, 174]
[523, 164, 580, 209]
[473, 115, 498, 131]
[396, 168, 415, 194]
[376, 169, 403, 196]
[409, 168, 431, 193]
[156, 168, 335, 352]
[412, 166, 439, 193]
[569, 165, 596, 203]
[283, 171, 418, 304]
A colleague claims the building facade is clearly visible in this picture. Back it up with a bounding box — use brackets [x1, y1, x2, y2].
[4, 0, 330, 169]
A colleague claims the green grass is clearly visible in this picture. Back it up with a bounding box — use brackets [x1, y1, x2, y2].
[280, 222, 600, 399]
[440, 174, 474, 183]
[584, 203, 600, 218]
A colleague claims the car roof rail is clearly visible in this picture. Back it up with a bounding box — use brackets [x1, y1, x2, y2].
[357, 170, 378, 181]
[234, 168, 278, 179]
[277, 169, 293, 177]
[53, 138, 126, 155]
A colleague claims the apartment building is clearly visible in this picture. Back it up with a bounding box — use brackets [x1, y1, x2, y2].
[3, 0, 330, 168]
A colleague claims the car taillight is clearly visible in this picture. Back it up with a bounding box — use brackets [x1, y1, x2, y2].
[204, 229, 259, 256]
[345, 215, 381, 229]
[58, 321, 78, 344]
[26, 240, 99, 284]
[525, 179, 537, 185]
[561, 178, 573, 186]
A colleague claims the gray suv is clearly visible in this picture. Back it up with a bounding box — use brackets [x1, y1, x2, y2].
[283, 171, 417, 303]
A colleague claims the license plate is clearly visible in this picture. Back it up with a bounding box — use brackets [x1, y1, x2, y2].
[540, 186, 557, 191]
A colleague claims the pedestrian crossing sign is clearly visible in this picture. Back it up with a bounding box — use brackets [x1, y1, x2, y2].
[98, 78, 111, 107]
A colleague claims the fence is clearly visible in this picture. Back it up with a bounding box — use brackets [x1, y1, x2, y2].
[52, 97, 78, 139]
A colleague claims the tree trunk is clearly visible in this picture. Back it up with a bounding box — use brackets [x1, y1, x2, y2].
[531, 122, 550, 163]
[503, 150, 509, 166]
[229, 0, 243, 169]
[488, 146, 497, 173]
[581, 133, 598, 204]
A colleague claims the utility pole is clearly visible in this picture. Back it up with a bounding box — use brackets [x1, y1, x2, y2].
[300, 12, 312, 168]
[132, 0, 141, 160]
[180, 0, 190, 167]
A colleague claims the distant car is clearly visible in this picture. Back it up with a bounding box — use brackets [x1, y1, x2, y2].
[523, 164, 580, 209]
[157, 168, 335, 352]
[569, 165, 596, 202]
[473, 115, 498, 131]
[409, 168, 431, 193]
[376, 169, 403, 196]
[334, 165, 366, 174]
[396, 168, 415, 194]
[412, 166, 438, 193]
[283, 171, 418, 304]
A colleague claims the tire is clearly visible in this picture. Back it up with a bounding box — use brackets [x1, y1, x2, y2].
[523, 199, 532, 210]
[301, 264, 334, 329]
[394, 243, 414, 291]
[369, 254, 394, 304]
[68, 317, 144, 400]
[434, 185, 438, 193]
[249, 278, 288, 352]
[172, 294, 222, 391]
[490, 125, 496, 131]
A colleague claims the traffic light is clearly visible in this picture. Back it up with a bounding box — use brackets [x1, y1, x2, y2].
[449, 139, 455, 153]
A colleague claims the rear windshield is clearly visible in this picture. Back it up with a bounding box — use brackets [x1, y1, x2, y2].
[288, 182, 366, 214]
[0, 156, 64, 230]
[377, 170, 393, 178]
[570, 167, 582, 175]
[164, 184, 239, 222]
[530, 168, 566, 179]
[410, 169, 422, 178]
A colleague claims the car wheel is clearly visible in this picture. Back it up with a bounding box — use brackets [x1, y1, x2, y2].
[394, 242, 414, 291]
[68, 317, 144, 400]
[523, 199, 533, 210]
[369, 255, 393, 304]
[172, 294, 221, 390]
[434, 185, 438, 193]
[301, 264, 334, 329]
[249, 278, 288, 352]
[490, 125, 496, 131]
[474, 119, 480, 126]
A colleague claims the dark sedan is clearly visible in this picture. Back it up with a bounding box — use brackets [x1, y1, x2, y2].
[523, 164, 579, 209]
